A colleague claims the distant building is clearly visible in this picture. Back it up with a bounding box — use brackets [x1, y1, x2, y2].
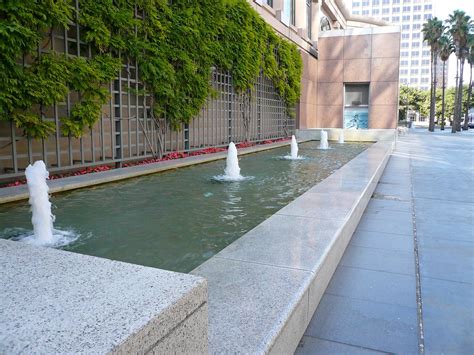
[349, 0, 447, 91]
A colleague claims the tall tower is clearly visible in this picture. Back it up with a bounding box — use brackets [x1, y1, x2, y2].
[350, 0, 444, 91]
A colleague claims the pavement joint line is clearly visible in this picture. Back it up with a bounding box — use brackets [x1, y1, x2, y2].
[354, 227, 414, 237]
[324, 291, 417, 310]
[413, 196, 474, 204]
[420, 275, 474, 286]
[300, 335, 391, 354]
[337, 264, 414, 277]
[348, 242, 414, 253]
[408, 147, 425, 355]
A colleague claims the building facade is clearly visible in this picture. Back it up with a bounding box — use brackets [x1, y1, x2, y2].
[349, 0, 446, 91]
[253, 0, 401, 129]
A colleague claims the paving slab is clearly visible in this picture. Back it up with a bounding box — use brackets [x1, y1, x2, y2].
[296, 336, 386, 355]
[340, 244, 415, 275]
[304, 294, 418, 354]
[325, 265, 416, 308]
[421, 277, 474, 354]
[350, 229, 413, 252]
[355, 211, 413, 235]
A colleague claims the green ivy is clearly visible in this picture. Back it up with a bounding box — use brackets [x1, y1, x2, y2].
[0, 0, 302, 138]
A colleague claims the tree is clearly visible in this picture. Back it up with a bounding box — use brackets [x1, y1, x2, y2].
[446, 10, 473, 133]
[462, 34, 474, 130]
[422, 17, 444, 132]
[399, 85, 429, 122]
[439, 35, 454, 130]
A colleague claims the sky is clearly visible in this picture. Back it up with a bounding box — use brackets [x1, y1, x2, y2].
[434, 0, 474, 87]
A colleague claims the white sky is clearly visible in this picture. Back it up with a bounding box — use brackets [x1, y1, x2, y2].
[434, 0, 474, 87]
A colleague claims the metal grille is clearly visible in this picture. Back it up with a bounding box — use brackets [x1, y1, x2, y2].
[0, 15, 294, 180]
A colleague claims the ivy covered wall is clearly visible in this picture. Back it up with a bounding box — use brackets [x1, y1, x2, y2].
[0, 0, 302, 139]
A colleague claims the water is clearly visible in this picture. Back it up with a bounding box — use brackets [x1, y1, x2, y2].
[213, 142, 249, 182]
[339, 130, 345, 144]
[18, 161, 77, 247]
[290, 135, 299, 159]
[319, 130, 329, 149]
[0, 142, 370, 272]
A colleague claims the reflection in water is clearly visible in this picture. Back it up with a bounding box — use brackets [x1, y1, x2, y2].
[0, 142, 370, 272]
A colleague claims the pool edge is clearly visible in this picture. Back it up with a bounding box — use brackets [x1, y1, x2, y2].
[191, 138, 395, 354]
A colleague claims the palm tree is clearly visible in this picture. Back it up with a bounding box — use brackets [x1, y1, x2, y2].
[422, 17, 444, 132]
[439, 36, 454, 131]
[446, 10, 472, 133]
[462, 34, 474, 130]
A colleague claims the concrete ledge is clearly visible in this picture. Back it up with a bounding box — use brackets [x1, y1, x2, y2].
[0, 240, 208, 354]
[0, 140, 297, 205]
[191, 140, 393, 354]
[296, 128, 397, 142]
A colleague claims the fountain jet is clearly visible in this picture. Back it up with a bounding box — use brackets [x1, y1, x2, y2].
[25, 161, 55, 245]
[223, 142, 243, 180]
[319, 130, 329, 149]
[338, 130, 345, 144]
[290, 135, 299, 159]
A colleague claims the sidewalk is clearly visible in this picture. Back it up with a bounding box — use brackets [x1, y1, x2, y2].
[296, 129, 474, 354]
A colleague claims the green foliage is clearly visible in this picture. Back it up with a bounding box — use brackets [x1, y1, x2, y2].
[0, 0, 302, 137]
[399, 85, 429, 120]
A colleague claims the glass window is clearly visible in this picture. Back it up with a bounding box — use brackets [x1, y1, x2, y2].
[424, 4, 432, 10]
[392, 16, 400, 22]
[401, 42, 409, 48]
[401, 78, 408, 84]
[382, 8, 390, 14]
[281, 0, 295, 26]
[412, 41, 420, 47]
[422, 59, 430, 65]
[413, 24, 421, 30]
[402, 33, 410, 39]
[402, 24, 410, 30]
[411, 69, 419, 74]
[422, 50, 430, 56]
[264, 0, 273, 7]
[411, 60, 419, 65]
[421, 68, 429, 74]
[403, 0, 411, 3]
[421, 78, 429, 83]
[307, 0, 312, 39]
[413, 33, 420, 38]
[345, 84, 369, 107]
[382, 0, 390, 4]
[413, 5, 421, 11]
[401, 51, 409, 57]
[413, 14, 421, 21]
[362, 1, 370, 6]
[401, 60, 409, 66]
[402, 15, 410, 21]
[393, 7, 400, 13]
[412, 50, 420, 56]
[400, 69, 408, 75]
[372, 0, 380, 5]
[362, 10, 370, 15]
[372, 9, 380, 14]
[410, 78, 418, 83]
[393, 0, 400, 4]
[353, 10, 360, 15]
[353, 1, 361, 6]
[424, 14, 432, 20]
[403, 6, 411, 12]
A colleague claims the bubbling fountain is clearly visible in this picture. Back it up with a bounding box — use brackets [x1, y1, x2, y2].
[290, 135, 299, 159]
[319, 130, 329, 149]
[224, 142, 242, 179]
[14, 160, 78, 247]
[25, 161, 55, 245]
[213, 142, 248, 182]
[338, 130, 345, 144]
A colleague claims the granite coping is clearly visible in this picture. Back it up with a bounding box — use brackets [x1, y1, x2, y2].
[192, 140, 394, 354]
[297, 128, 397, 142]
[0, 140, 298, 205]
[0, 240, 207, 354]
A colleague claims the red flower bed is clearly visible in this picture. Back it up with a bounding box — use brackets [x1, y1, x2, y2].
[1, 137, 291, 188]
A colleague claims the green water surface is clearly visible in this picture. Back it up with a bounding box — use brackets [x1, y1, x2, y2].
[0, 142, 370, 272]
